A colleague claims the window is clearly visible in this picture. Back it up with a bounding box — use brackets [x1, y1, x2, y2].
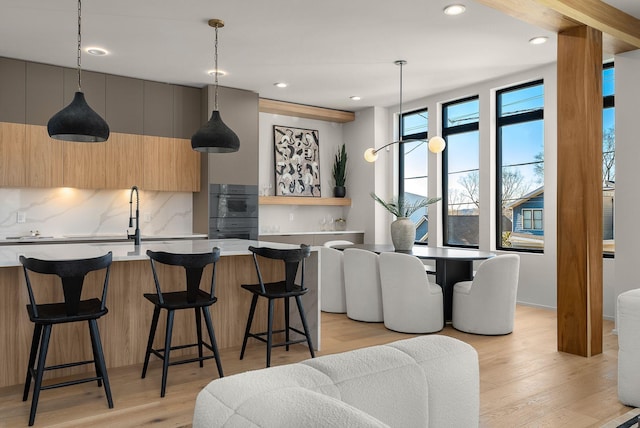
[603, 62, 615, 255]
[442, 96, 480, 247]
[398, 108, 430, 242]
[496, 80, 544, 251]
[522, 209, 543, 230]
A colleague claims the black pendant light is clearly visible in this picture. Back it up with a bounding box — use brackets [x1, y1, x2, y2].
[191, 19, 239, 153]
[47, 0, 109, 142]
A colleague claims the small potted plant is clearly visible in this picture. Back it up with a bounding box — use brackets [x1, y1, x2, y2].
[371, 192, 440, 251]
[332, 143, 347, 198]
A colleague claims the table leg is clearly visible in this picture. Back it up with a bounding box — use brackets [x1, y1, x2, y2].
[436, 260, 474, 322]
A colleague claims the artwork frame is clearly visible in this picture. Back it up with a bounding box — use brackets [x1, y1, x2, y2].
[273, 125, 321, 197]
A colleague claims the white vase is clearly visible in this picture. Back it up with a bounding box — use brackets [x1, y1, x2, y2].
[390, 217, 415, 251]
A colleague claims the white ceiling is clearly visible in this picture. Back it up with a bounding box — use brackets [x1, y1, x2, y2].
[0, 0, 636, 112]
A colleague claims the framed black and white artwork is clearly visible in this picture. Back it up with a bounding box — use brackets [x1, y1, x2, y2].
[273, 125, 321, 197]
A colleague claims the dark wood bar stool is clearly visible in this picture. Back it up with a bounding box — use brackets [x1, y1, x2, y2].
[141, 248, 224, 397]
[240, 244, 315, 367]
[20, 252, 114, 426]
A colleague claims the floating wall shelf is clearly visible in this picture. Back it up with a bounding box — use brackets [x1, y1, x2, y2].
[259, 196, 352, 206]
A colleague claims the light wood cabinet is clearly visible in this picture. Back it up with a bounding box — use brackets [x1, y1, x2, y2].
[27, 125, 63, 188]
[63, 138, 107, 188]
[143, 135, 199, 192]
[0, 123, 64, 188]
[104, 132, 144, 189]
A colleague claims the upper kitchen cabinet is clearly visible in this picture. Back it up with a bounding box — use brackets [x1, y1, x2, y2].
[26, 62, 63, 125]
[143, 81, 173, 137]
[173, 85, 201, 139]
[62, 139, 106, 189]
[105, 133, 144, 189]
[105, 75, 143, 134]
[0, 58, 26, 124]
[0, 123, 63, 188]
[143, 136, 199, 192]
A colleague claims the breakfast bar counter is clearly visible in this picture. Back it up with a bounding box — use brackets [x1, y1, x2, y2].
[0, 239, 319, 388]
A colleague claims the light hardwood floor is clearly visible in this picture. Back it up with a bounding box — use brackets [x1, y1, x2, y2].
[0, 305, 630, 427]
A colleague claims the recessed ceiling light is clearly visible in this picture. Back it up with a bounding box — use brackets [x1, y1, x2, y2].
[443, 4, 466, 16]
[208, 69, 226, 76]
[274, 82, 288, 88]
[529, 36, 549, 45]
[86, 47, 108, 56]
[350, 96, 361, 101]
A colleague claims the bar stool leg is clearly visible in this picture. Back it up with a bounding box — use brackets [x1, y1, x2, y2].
[203, 307, 224, 378]
[266, 298, 275, 368]
[161, 310, 175, 398]
[195, 307, 203, 367]
[295, 295, 315, 359]
[284, 297, 290, 351]
[89, 319, 113, 408]
[29, 324, 52, 426]
[23, 324, 43, 402]
[88, 320, 103, 387]
[240, 295, 258, 360]
[141, 306, 161, 379]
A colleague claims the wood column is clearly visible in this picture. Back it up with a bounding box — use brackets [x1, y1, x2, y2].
[556, 25, 603, 357]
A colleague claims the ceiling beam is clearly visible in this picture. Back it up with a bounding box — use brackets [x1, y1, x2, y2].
[475, 0, 640, 53]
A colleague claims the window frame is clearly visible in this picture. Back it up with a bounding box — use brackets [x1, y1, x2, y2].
[441, 95, 480, 249]
[495, 79, 544, 253]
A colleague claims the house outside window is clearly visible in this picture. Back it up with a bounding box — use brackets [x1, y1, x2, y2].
[442, 96, 480, 248]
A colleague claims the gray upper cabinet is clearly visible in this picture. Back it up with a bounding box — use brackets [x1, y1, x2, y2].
[173, 85, 201, 139]
[0, 58, 26, 124]
[63, 69, 106, 119]
[26, 62, 63, 126]
[105, 75, 143, 134]
[143, 80, 173, 137]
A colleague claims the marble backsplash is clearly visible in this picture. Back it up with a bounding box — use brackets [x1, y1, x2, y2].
[0, 188, 193, 239]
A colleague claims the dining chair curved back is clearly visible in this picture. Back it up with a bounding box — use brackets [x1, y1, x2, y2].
[323, 240, 353, 248]
[19, 252, 113, 426]
[142, 248, 224, 397]
[343, 248, 383, 322]
[452, 254, 520, 335]
[320, 246, 347, 313]
[379, 252, 444, 333]
[240, 244, 315, 367]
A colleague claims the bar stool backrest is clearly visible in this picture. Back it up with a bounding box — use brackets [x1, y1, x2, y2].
[19, 252, 113, 318]
[146, 248, 221, 304]
[248, 245, 311, 293]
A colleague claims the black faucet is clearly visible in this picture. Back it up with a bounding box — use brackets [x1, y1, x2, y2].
[128, 185, 141, 246]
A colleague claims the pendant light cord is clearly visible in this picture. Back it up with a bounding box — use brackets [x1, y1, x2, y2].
[77, 0, 82, 92]
[398, 60, 403, 142]
[214, 24, 219, 111]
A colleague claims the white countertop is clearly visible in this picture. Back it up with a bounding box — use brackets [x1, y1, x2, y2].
[0, 238, 311, 268]
[259, 230, 364, 236]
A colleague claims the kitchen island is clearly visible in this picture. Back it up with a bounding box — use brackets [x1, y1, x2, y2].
[0, 239, 319, 388]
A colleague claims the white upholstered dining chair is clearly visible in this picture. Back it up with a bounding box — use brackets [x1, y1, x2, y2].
[452, 254, 520, 335]
[379, 252, 443, 333]
[343, 248, 383, 322]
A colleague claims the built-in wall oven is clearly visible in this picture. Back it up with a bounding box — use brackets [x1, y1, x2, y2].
[209, 184, 258, 240]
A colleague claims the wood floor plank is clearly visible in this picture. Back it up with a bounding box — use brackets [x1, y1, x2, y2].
[0, 305, 630, 427]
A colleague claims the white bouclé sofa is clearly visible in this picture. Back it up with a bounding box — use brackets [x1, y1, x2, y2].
[193, 335, 479, 427]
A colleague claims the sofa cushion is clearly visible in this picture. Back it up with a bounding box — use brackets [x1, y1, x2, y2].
[301, 345, 428, 427]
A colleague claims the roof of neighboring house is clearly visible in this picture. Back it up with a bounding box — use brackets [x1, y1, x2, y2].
[505, 186, 544, 210]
